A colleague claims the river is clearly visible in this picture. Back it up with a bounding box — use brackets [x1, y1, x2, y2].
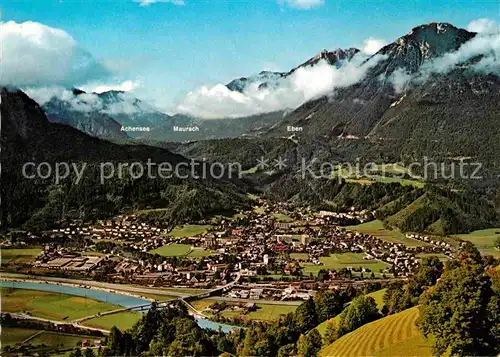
[0, 280, 240, 333]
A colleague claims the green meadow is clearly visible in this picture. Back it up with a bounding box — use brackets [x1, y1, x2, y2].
[1, 248, 41, 265]
[1, 288, 119, 321]
[167, 225, 211, 238]
[83, 311, 142, 330]
[149, 243, 213, 258]
[301, 253, 390, 276]
[456, 228, 500, 257]
[346, 220, 428, 247]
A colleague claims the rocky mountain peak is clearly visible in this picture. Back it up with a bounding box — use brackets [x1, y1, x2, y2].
[373, 22, 476, 75]
[297, 47, 360, 69]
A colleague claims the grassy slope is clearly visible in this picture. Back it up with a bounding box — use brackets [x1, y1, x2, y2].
[1, 288, 120, 321]
[320, 307, 432, 357]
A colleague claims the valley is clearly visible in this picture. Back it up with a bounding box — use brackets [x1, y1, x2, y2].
[1, 6, 499, 357]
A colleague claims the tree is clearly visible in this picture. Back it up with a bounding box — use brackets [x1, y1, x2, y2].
[337, 296, 380, 337]
[294, 297, 318, 333]
[83, 348, 95, 357]
[323, 320, 338, 346]
[314, 290, 344, 323]
[414, 256, 443, 288]
[297, 329, 322, 357]
[277, 343, 296, 357]
[419, 259, 499, 356]
[239, 327, 257, 356]
[69, 349, 82, 357]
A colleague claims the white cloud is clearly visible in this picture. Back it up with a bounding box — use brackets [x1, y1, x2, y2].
[388, 30, 500, 91]
[83, 79, 142, 94]
[277, 0, 325, 10]
[467, 18, 499, 34]
[0, 21, 109, 87]
[177, 54, 386, 119]
[24, 86, 157, 115]
[362, 37, 387, 55]
[388, 68, 412, 93]
[133, 0, 185, 6]
[419, 31, 500, 77]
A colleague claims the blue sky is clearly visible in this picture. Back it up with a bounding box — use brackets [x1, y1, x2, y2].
[1, 0, 499, 111]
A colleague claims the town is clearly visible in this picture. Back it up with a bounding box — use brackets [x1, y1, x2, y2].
[2, 200, 457, 301]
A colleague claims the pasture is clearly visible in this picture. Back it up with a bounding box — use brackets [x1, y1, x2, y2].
[83, 311, 142, 330]
[456, 228, 500, 257]
[1, 327, 41, 346]
[320, 306, 433, 356]
[167, 225, 211, 238]
[1, 288, 119, 321]
[1, 248, 41, 265]
[301, 253, 390, 276]
[149, 243, 213, 258]
[346, 220, 427, 247]
[220, 303, 297, 322]
[29, 331, 95, 350]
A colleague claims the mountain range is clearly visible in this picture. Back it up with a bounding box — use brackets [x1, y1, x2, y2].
[0, 88, 250, 230]
[2, 21, 500, 233]
[38, 47, 363, 142]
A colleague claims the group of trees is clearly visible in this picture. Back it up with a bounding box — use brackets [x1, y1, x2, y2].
[382, 256, 444, 315]
[418, 244, 500, 356]
[323, 295, 381, 346]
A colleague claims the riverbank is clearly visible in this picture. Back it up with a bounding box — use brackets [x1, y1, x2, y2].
[0, 279, 241, 333]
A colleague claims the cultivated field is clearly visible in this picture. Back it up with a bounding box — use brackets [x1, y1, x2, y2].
[1, 288, 119, 321]
[456, 228, 500, 257]
[301, 253, 390, 276]
[149, 243, 213, 258]
[83, 311, 142, 330]
[1, 248, 42, 265]
[346, 220, 427, 247]
[320, 307, 433, 357]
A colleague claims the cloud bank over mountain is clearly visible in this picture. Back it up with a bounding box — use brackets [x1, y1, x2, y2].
[0, 21, 110, 87]
[25, 86, 156, 116]
[176, 54, 386, 119]
[388, 20, 500, 92]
